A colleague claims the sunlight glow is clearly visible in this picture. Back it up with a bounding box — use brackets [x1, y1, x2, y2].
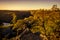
[0, 1, 60, 10]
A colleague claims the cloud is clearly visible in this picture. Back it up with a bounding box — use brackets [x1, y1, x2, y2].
[0, 0, 60, 2]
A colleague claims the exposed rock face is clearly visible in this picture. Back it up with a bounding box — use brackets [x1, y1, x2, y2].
[21, 32, 42, 40]
[0, 27, 42, 40]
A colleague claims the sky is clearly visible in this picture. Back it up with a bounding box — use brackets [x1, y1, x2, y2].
[0, 0, 60, 10]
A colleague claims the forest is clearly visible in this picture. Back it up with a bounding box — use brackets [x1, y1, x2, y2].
[0, 5, 60, 40]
